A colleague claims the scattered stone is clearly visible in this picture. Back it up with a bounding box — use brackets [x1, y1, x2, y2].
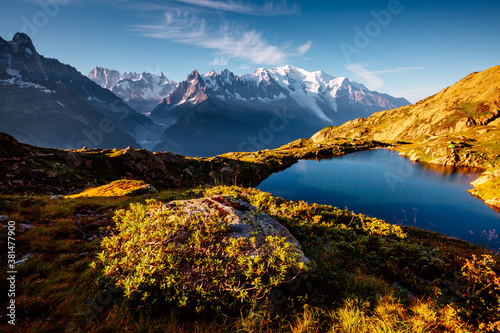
[485, 198, 500, 209]
[66, 152, 83, 167]
[183, 168, 193, 177]
[488, 118, 500, 126]
[15, 253, 33, 265]
[19, 223, 35, 233]
[392, 282, 415, 300]
[141, 184, 158, 193]
[220, 165, 234, 174]
[471, 168, 500, 187]
[430, 151, 459, 166]
[46, 171, 57, 178]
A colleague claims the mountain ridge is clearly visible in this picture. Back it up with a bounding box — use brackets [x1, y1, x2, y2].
[0, 33, 143, 149]
[151, 64, 410, 126]
[88, 66, 177, 115]
[311, 65, 500, 143]
[149, 65, 410, 156]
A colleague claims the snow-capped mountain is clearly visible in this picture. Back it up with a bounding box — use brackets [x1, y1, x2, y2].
[88, 67, 177, 115]
[151, 65, 409, 156]
[0, 33, 410, 157]
[152, 65, 408, 127]
[0, 33, 163, 150]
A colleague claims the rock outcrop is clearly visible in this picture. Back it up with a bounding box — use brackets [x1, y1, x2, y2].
[469, 168, 500, 210]
[163, 195, 309, 267]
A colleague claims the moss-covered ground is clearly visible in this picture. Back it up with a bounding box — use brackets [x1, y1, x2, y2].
[65, 179, 155, 198]
[1, 184, 499, 332]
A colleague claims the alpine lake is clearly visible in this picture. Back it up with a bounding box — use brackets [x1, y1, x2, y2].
[257, 148, 500, 252]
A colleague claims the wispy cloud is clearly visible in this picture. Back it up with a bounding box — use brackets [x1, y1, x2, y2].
[297, 41, 312, 56]
[135, 10, 311, 65]
[346, 64, 384, 90]
[371, 66, 425, 75]
[209, 57, 228, 66]
[346, 64, 425, 90]
[173, 0, 300, 15]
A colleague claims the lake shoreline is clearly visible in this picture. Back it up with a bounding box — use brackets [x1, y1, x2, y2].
[257, 148, 500, 250]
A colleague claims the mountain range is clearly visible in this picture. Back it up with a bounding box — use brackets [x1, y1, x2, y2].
[1, 32, 409, 156]
[88, 67, 177, 115]
[147, 65, 409, 156]
[0, 33, 164, 150]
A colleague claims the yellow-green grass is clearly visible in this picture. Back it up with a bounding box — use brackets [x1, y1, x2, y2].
[469, 175, 500, 204]
[1, 186, 499, 332]
[65, 179, 151, 198]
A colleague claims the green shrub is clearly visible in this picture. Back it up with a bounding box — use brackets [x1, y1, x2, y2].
[94, 199, 302, 313]
[458, 254, 500, 325]
[204, 186, 407, 241]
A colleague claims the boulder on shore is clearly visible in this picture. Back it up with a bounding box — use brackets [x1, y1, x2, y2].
[164, 195, 309, 267]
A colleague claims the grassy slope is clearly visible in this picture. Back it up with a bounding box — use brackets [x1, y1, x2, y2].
[65, 179, 155, 198]
[1, 184, 499, 332]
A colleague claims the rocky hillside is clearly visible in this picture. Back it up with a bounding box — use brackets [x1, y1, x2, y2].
[0, 131, 383, 195]
[312, 66, 500, 143]
[311, 65, 500, 209]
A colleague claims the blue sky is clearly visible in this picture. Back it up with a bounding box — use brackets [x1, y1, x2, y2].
[1, 0, 499, 102]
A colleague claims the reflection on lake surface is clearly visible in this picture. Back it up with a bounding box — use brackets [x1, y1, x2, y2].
[257, 149, 500, 251]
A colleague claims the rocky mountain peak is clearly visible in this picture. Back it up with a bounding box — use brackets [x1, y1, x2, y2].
[206, 69, 217, 77]
[89, 66, 121, 90]
[11, 33, 36, 55]
[88, 67, 178, 114]
[0, 33, 159, 150]
[281, 64, 299, 72]
[4, 32, 48, 80]
[164, 69, 207, 106]
[221, 68, 233, 76]
[187, 69, 202, 82]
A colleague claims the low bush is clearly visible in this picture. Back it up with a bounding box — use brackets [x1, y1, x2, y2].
[94, 199, 303, 313]
[458, 254, 500, 326]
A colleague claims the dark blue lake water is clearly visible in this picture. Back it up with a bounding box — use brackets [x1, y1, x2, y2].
[257, 149, 500, 251]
